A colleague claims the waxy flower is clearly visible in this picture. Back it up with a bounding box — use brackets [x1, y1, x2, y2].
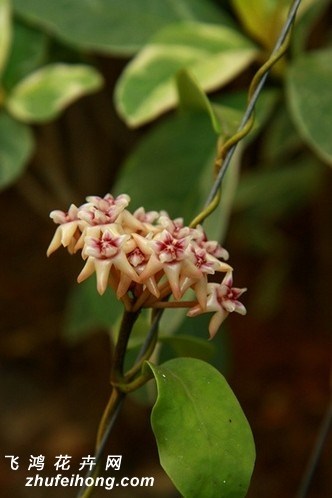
[78, 226, 139, 296]
[47, 203, 80, 255]
[187, 271, 247, 339]
[47, 193, 246, 338]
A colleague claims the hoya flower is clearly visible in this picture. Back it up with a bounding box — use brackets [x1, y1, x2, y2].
[158, 215, 191, 239]
[136, 229, 191, 300]
[47, 203, 80, 255]
[194, 224, 229, 260]
[78, 193, 130, 226]
[179, 246, 232, 308]
[133, 207, 161, 234]
[47, 192, 247, 337]
[78, 226, 139, 296]
[127, 246, 161, 297]
[187, 271, 247, 339]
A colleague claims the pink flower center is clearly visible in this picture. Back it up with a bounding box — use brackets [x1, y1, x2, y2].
[87, 232, 124, 259]
[155, 232, 186, 263]
[127, 248, 146, 268]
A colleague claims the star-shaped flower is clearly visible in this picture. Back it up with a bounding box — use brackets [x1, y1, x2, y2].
[187, 271, 246, 339]
[47, 204, 80, 256]
[179, 246, 232, 308]
[78, 227, 139, 295]
[78, 193, 130, 226]
[47, 192, 247, 335]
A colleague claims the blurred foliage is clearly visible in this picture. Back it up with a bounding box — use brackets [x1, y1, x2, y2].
[1, 0, 331, 345]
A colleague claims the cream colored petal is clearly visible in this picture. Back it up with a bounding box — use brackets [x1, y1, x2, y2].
[46, 226, 62, 256]
[77, 257, 96, 284]
[192, 277, 208, 310]
[113, 252, 140, 283]
[138, 253, 163, 281]
[60, 221, 80, 247]
[144, 276, 160, 298]
[208, 310, 228, 340]
[116, 272, 133, 298]
[163, 263, 182, 300]
[216, 261, 233, 273]
[186, 303, 203, 318]
[94, 259, 113, 295]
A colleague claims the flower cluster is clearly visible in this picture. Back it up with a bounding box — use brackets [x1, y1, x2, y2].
[47, 193, 246, 338]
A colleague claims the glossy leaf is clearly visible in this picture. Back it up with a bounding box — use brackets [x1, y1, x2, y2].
[2, 20, 47, 90]
[12, 0, 233, 56]
[286, 48, 332, 165]
[115, 22, 257, 126]
[0, 111, 34, 190]
[6, 63, 103, 123]
[176, 69, 220, 133]
[0, 0, 11, 77]
[146, 358, 255, 498]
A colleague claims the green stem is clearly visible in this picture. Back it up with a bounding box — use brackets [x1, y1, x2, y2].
[111, 309, 140, 384]
[113, 368, 153, 393]
[189, 188, 221, 228]
[96, 388, 125, 446]
[77, 388, 125, 498]
[78, 302, 162, 498]
[118, 308, 163, 387]
[124, 330, 158, 382]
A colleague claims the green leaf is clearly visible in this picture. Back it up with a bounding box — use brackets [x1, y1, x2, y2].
[213, 88, 279, 143]
[2, 20, 47, 90]
[63, 278, 123, 343]
[113, 112, 217, 221]
[114, 90, 277, 226]
[286, 48, 332, 165]
[12, 0, 233, 56]
[159, 334, 216, 362]
[231, 0, 291, 50]
[6, 63, 103, 123]
[159, 310, 232, 375]
[291, 0, 330, 56]
[234, 156, 323, 220]
[146, 358, 255, 498]
[176, 69, 220, 133]
[260, 105, 302, 163]
[0, 111, 34, 190]
[0, 0, 11, 77]
[115, 21, 257, 127]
